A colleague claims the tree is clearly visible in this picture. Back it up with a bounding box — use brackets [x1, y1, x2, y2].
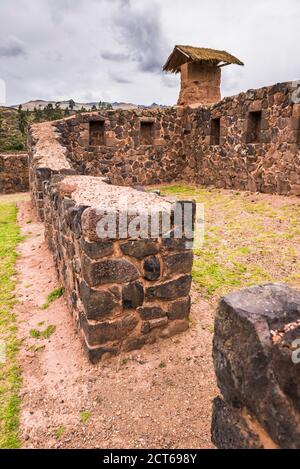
[33, 106, 43, 123]
[53, 102, 63, 120]
[45, 103, 55, 121]
[17, 105, 27, 135]
[69, 99, 75, 111]
[98, 101, 113, 110]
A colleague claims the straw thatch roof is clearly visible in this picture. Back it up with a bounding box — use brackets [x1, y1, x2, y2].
[163, 45, 244, 73]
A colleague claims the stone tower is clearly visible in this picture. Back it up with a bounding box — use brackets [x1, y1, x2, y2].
[163, 45, 244, 107]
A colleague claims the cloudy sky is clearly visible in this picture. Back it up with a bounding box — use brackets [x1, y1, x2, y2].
[0, 0, 299, 106]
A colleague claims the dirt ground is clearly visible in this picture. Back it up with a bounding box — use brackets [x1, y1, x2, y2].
[13, 199, 217, 449]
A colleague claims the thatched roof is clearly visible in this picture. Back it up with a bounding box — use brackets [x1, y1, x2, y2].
[163, 45, 244, 73]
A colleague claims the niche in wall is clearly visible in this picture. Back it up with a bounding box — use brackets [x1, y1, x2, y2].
[210, 117, 221, 145]
[140, 121, 155, 145]
[89, 120, 105, 146]
[246, 111, 262, 143]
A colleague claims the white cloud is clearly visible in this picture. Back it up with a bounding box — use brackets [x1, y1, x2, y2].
[0, 0, 299, 105]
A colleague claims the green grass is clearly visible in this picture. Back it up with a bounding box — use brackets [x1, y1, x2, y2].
[29, 325, 56, 340]
[0, 202, 23, 448]
[41, 287, 64, 310]
[159, 184, 300, 299]
[55, 425, 66, 439]
[158, 361, 167, 369]
[80, 411, 91, 425]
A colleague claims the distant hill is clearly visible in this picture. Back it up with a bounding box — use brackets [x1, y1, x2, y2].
[10, 100, 167, 112]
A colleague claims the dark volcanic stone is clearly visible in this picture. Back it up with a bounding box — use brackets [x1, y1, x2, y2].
[167, 297, 191, 320]
[213, 283, 300, 449]
[164, 251, 193, 275]
[82, 255, 140, 286]
[82, 341, 119, 364]
[120, 239, 159, 259]
[146, 275, 192, 301]
[143, 256, 161, 280]
[138, 306, 166, 321]
[211, 397, 263, 449]
[79, 280, 120, 320]
[80, 312, 138, 346]
[122, 281, 144, 309]
[80, 238, 114, 259]
[67, 205, 89, 239]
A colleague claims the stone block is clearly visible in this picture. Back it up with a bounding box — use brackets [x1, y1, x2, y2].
[146, 275, 192, 301]
[138, 306, 166, 321]
[141, 317, 168, 333]
[79, 280, 121, 320]
[167, 297, 191, 320]
[120, 239, 159, 259]
[122, 281, 144, 309]
[80, 312, 139, 346]
[81, 255, 140, 286]
[164, 251, 193, 276]
[80, 239, 114, 259]
[213, 283, 300, 448]
[143, 256, 161, 280]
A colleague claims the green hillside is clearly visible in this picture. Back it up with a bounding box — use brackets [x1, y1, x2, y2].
[0, 102, 109, 153]
[0, 107, 27, 153]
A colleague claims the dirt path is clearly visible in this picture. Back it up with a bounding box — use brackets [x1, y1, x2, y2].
[13, 199, 216, 449]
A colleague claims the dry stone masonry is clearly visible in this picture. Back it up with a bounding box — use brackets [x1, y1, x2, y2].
[26, 81, 300, 209]
[189, 82, 300, 195]
[28, 120, 195, 362]
[43, 175, 194, 362]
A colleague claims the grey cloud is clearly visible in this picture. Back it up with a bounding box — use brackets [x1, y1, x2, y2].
[0, 36, 26, 57]
[0, 0, 299, 106]
[101, 51, 129, 62]
[110, 73, 133, 84]
[114, 1, 169, 73]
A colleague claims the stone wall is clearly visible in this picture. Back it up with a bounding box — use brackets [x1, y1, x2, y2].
[55, 107, 194, 186]
[212, 283, 300, 449]
[28, 120, 194, 362]
[43, 175, 194, 363]
[28, 122, 75, 220]
[0, 153, 29, 193]
[189, 82, 300, 195]
[28, 81, 300, 207]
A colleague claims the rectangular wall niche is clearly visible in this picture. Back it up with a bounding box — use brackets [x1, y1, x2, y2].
[246, 111, 262, 143]
[140, 121, 155, 145]
[89, 121, 105, 146]
[210, 118, 221, 145]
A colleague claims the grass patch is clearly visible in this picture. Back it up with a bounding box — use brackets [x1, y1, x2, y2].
[80, 411, 91, 425]
[55, 426, 66, 439]
[29, 325, 56, 340]
[159, 184, 300, 298]
[41, 287, 64, 310]
[27, 344, 45, 353]
[0, 202, 23, 448]
[158, 361, 167, 369]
